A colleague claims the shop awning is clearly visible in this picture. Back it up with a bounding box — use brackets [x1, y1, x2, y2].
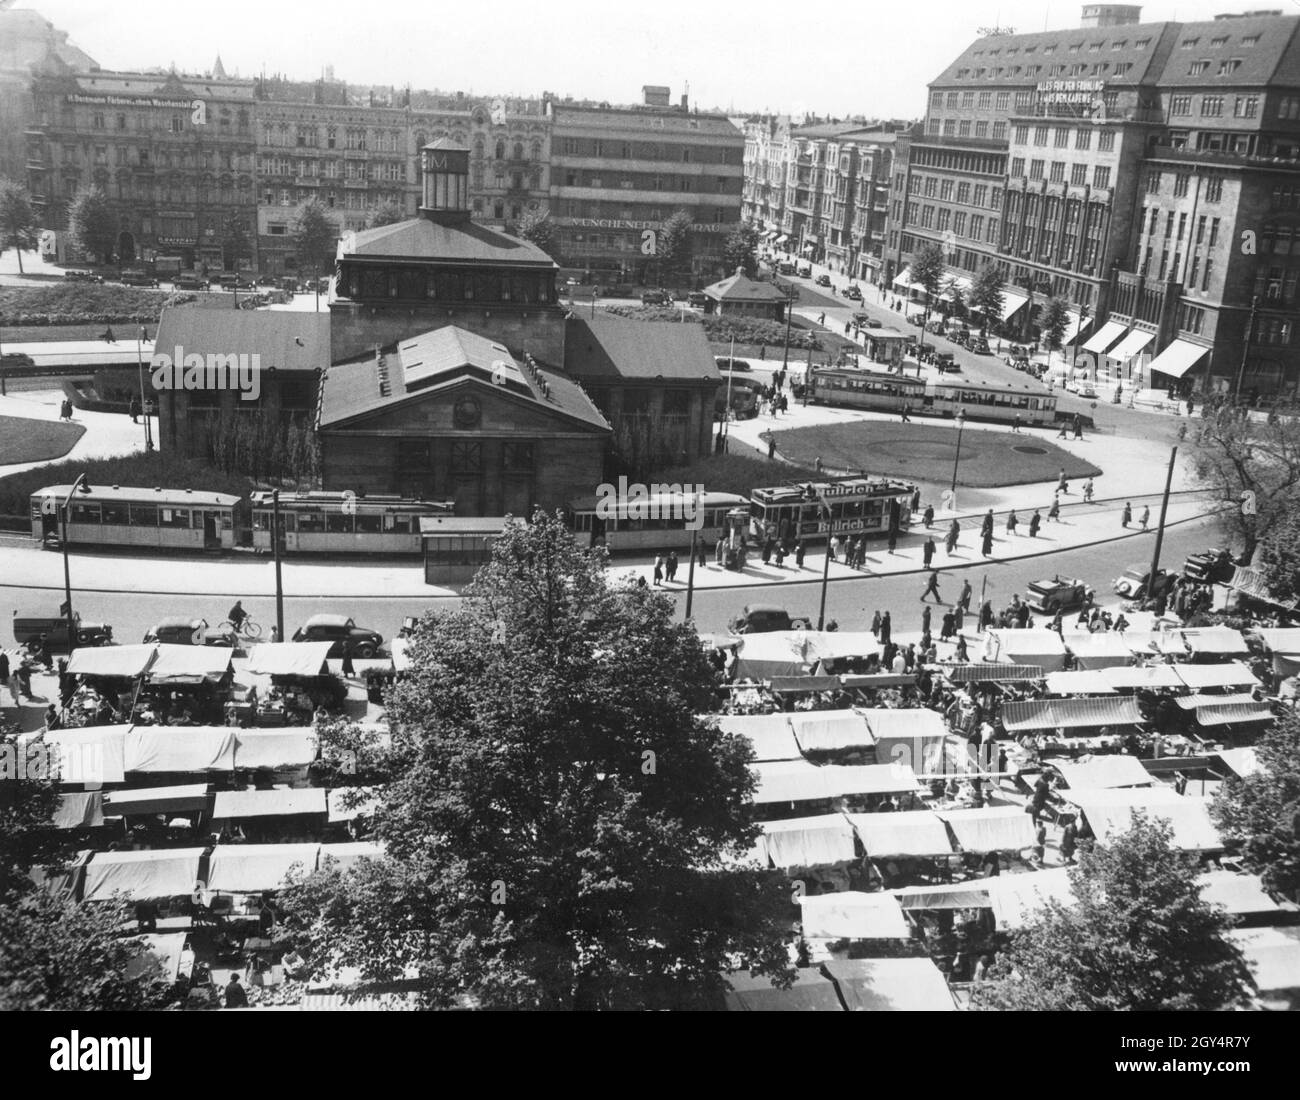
[1053, 755, 1153, 791]
[750, 760, 837, 803]
[984, 629, 1068, 671]
[46, 726, 130, 785]
[892, 267, 919, 293]
[848, 810, 953, 858]
[1214, 747, 1262, 778]
[1065, 788, 1223, 850]
[773, 234, 789, 246]
[211, 788, 328, 820]
[66, 644, 157, 679]
[769, 675, 842, 694]
[789, 710, 875, 753]
[147, 645, 233, 685]
[944, 663, 1045, 683]
[1063, 310, 1093, 345]
[988, 868, 1076, 930]
[1193, 701, 1274, 727]
[103, 783, 211, 816]
[318, 841, 385, 870]
[83, 848, 206, 902]
[1198, 871, 1281, 916]
[206, 842, 322, 894]
[1172, 660, 1259, 690]
[860, 708, 948, 742]
[244, 642, 333, 677]
[797, 890, 911, 939]
[125, 726, 237, 773]
[327, 786, 382, 822]
[892, 880, 992, 909]
[1081, 319, 1127, 355]
[1101, 663, 1184, 690]
[126, 933, 190, 983]
[1001, 696, 1145, 732]
[1043, 670, 1116, 695]
[937, 805, 1038, 852]
[823, 957, 956, 1011]
[713, 713, 802, 762]
[761, 814, 857, 869]
[940, 271, 972, 300]
[1064, 632, 1140, 668]
[831, 762, 925, 796]
[722, 968, 843, 1011]
[1146, 338, 1210, 380]
[1174, 691, 1258, 711]
[1229, 928, 1300, 994]
[54, 790, 104, 829]
[1254, 628, 1300, 654]
[1181, 628, 1250, 656]
[233, 728, 320, 769]
[1231, 565, 1298, 611]
[999, 290, 1029, 321]
[1106, 327, 1155, 362]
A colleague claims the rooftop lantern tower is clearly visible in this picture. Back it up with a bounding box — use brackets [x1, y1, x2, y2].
[419, 138, 471, 226]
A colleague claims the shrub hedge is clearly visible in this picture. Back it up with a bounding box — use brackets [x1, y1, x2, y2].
[0, 285, 194, 326]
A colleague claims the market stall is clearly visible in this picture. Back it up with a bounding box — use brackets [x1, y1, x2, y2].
[82, 847, 207, 903]
[205, 842, 323, 895]
[1063, 787, 1223, 850]
[1051, 756, 1154, 791]
[123, 725, 237, 774]
[846, 810, 953, 859]
[722, 968, 844, 1011]
[712, 713, 802, 762]
[936, 805, 1037, 852]
[760, 814, 857, 870]
[822, 957, 956, 1011]
[796, 890, 911, 940]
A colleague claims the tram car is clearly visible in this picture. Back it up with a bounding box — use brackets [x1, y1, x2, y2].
[748, 477, 917, 545]
[566, 490, 749, 552]
[249, 491, 453, 554]
[31, 484, 241, 550]
[808, 367, 1058, 427]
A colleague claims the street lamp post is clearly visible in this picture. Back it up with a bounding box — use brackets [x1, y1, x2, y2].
[949, 409, 967, 500]
[136, 325, 154, 452]
[61, 474, 87, 654]
[272, 488, 285, 642]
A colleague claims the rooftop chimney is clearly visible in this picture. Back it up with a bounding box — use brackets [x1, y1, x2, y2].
[1080, 4, 1142, 27]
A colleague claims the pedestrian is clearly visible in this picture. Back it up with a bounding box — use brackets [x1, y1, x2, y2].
[940, 608, 956, 641]
[667, 550, 679, 582]
[1048, 496, 1061, 522]
[1121, 501, 1132, 528]
[900, 403, 911, 423]
[922, 536, 936, 568]
[830, 534, 842, 562]
[946, 519, 960, 554]
[1057, 468, 1069, 494]
[1012, 413, 1021, 433]
[341, 647, 356, 677]
[102, 326, 116, 343]
[697, 538, 708, 569]
[129, 394, 141, 424]
[1028, 510, 1041, 538]
[779, 393, 788, 414]
[957, 579, 972, 613]
[715, 537, 726, 566]
[775, 543, 786, 568]
[767, 436, 776, 460]
[759, 343, 766, 361]
[223, 973, 248, 1009]
[61, 398, 73, 421]
[1140, 505, 1150, 531]
[815, 456, 824, 474]
[879, 611, 891, 646]
[1032, 822, 1047, 866]
[921, 605, 932, 635]
[981, 509, 994, 539]
[1017, 601, 1031, 629]
[978, 600, 994, 632]
[1057, 419, 1068, 439]
[1060, 820, 1078, 864]
[1073, 413, 1083, 440]
[923, 504, 934, 528]
[1187, 396, 1195, 416]
[653, 555, 664, 586]
[795, 540, 806, 568]
[921, 570, 942, 603]
[871, 610, 882, 639]
[911, 487, 921, 512]
[761, 538, 773, 565]
[1005, 509, 1018, 535]
[269, 626, 281, 643]
[981, 527, 994, 556]
[818, 312, 826, 325]
[887, 529, 897, 555]
[1083, 478, 1094, 503]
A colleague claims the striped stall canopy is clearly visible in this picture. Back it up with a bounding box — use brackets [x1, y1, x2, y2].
[1000, 696, 1145, 733]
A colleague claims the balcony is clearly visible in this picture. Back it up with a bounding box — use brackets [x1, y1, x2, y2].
[1146, 142, 1300, 172]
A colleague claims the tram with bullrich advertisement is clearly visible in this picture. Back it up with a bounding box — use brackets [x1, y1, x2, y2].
[748, 478, 917, 545]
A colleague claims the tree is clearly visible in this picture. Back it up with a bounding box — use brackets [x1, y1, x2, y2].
[222, 215, 252, 272]
[1038, 295, 1070, 366]
[655, 209, 694, 286]
[1211, 711, 1300, 900]
[292, 198, 337, 311]
[365, 200, 406, 230]
[66, 185, 116, 265]
[515, 207, 556, 255]
[966, 263, 1005, 334]
[277, 511, 792, 1009]
[974, 814, 1252, 1011]
[1192, 406, 1300, 564]
[723, 223, 762, 278]
[1255, 508, 1300, 604]
[908, 242, 945, 359]
[0, 177, 38, 275]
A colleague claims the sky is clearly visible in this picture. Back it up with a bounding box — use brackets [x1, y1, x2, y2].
[20, 0, 1292, 119]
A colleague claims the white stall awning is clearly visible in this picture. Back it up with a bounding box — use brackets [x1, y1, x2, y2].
[847, 810, 953, 858]
[1043, 670, 1116, 695]
[83, 848, 206, 902]
[124, 726, 236, 773]
[318, 841, 386, 870]
[1081, 319, 1127, 355]
[233, 729, 320, 769]
[1066, 788, 1223, 850]
[66, 644, 157, 679]
[714, 713, 802, 762]
[788, 710, 876, 753]
[147, 645, 232, 684]
[999, 290, 1029, 321]
[823, 958, 956, 1011]
[211, 788, 328, 820]
[761, 814, 857, 869]
[206, 843, 322, 893]
[937, 805, 1038, 852]
[1173, 660, 1260, 690]
[103, 783, 211, 816]
[1053, 755, 1153, 791]
[988, 868, 1076, 929]
[1063, 310, 1093, 345]
[244, 642, 333, 676]
[46, 726, 130, 785]
[1106, 327, 1154, 362]
[1146, 339, 1210, 379]
[797, 890, 911, 939]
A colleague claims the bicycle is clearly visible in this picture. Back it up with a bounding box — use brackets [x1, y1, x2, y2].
[219, 617, 263, 639]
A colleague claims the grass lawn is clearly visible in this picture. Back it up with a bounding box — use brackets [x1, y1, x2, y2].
[0, 414, 85, 465]
[770, 419, 1101, 488]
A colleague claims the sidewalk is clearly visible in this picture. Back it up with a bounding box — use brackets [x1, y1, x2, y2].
[0, 388, 155, 476]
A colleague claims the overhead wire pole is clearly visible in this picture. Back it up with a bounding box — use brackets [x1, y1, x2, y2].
[684, 487, 701, 622]
[273, 488, 285, 642]
[812, 485, 835, 631]
[61, 474, 87, 655]
[1147, 445, 1178, 600]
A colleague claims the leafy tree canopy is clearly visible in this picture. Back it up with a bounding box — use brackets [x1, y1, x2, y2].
[723, 223, 762, 278]
[66, 185, 116, 265]
[292, 198, 338, 276]
[908, 242, 946, 299]
[515, 207, 556, 254]
[278, 510, 792, 1008]
[0, 178, 38, 274]
[1038, 295, 1070, 352]
[966, 262, 1005, 327]
[365, 200, 407, 230]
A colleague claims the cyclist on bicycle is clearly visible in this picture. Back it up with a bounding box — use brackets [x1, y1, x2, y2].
[228, 601, 249, 633]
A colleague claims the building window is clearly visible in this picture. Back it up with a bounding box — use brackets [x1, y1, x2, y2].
[1173, 174, 1190, 198]
[1218, 59, 1241, 75]
[1170, 95, 1192, 116]
[992, 121, 1008, 141]
[975, 121, 989, 138]
[1010, 157, 1025, 177]
[1209, 217, 1220, 246]
[995, 92, 1010, 111]
[1093, 166, 1111, 189]
[451, 442, 482, 475]
[958, 120, 971, 137]
[1234, 95, 1259, 118]
[943, 120, 956, 136]
[1147, 170, 1161, 194]
[1014, 125, 1029, 144]
[1097, 130, 1115, 152]
[1054, 128, 1069, 148]
[1201, 96, 1224, 117]
[1050, 162, 1065, 182]
[1070, 163, 1087, 186]
[1279, 96, 1300, 121]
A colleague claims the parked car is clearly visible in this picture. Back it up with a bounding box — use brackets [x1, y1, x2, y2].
[934, 353, 959, 372]
[843, 285, 862, 301]
[728, 604, 812, 635]
[687, 290, 708, 307]
[777, 262, 796, 276]
[641, 288, 673, 306]
[969, 336, 991, 355]
[908, 312, 927, 326]
[63, 269, 103, 284]
[815, 273, 832, 287]
[1026, 576, 1095, 615]
[292, 613, 384, 658]
[715, 357, 752, 372]
[866, 319, 883, 329]
[174, 273, 205, 291]
[119, 270, 159, 287]
[1, 352, 36, 369]
[13, 613, 113, 655]
[1113, 566, 1176, 602]
[1183, 547, 1235, 585]
[926, 319, 946, 335]
[142, 617, 237, 648]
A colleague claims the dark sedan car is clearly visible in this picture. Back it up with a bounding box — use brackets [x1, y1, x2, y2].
[292, 614, 384, 658]
[843, 285, 862, 301]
